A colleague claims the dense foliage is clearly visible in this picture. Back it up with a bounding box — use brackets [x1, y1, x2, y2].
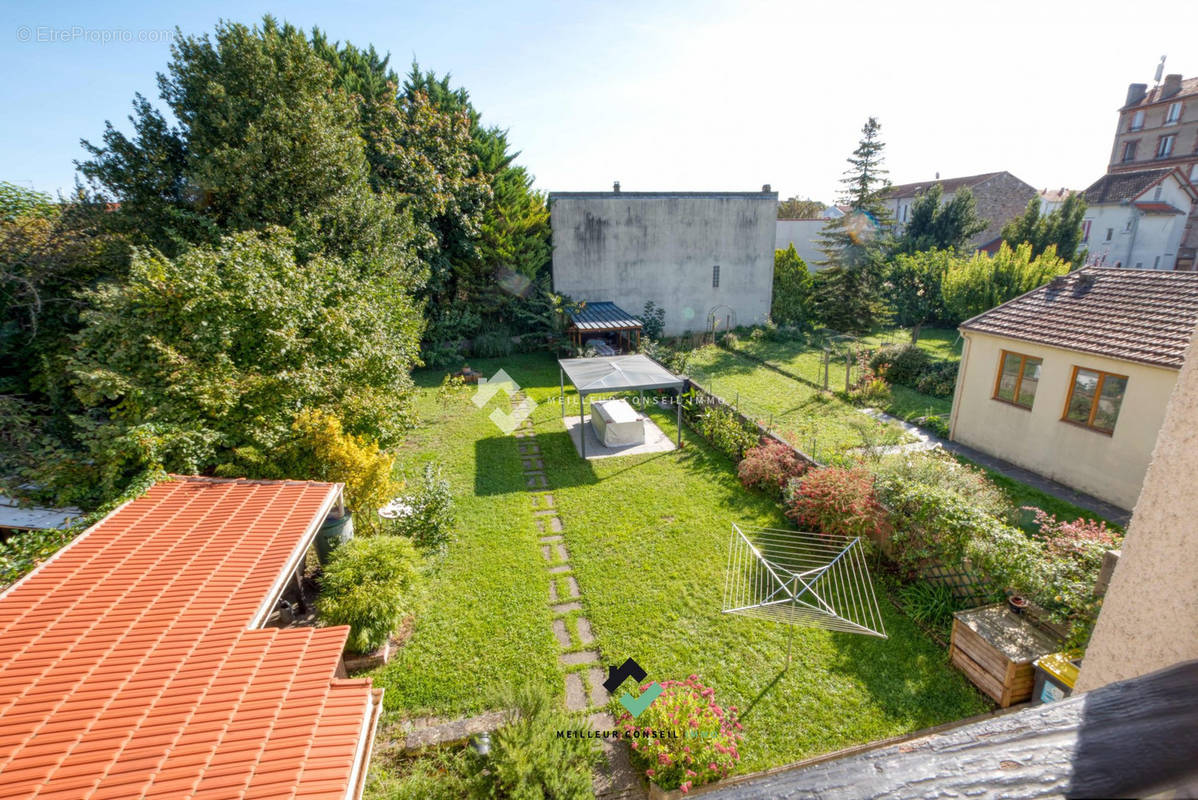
[884, 248, 953, 340]
[770, 245, 814, 328]
[696, 404, 757, 461]
[64, 229, 419, 505]
[621, 676, 742, 793]
[641, 300, 666, 340]
[777, 197, 825, 219]
[893, 184, 988, 254]
[869, 343, 931, 386]
[940, 242, 1068, 323]
[318, 535, 422, 653]
[471, 685, 601, 800]
[1001, 194, 1087, 262]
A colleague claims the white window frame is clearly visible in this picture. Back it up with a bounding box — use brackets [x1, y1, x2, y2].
[1157, 134, 1176, 158]
[1130, 110, 1145, 131]
[1165, 102, 1182, 124]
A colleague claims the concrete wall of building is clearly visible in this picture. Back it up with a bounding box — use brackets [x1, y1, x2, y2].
[775, 219, 828, 271]
[1083, 175, 1194, 269]
[1075, 327, 1198, 692]
[950, 331, 1178, 510]
[550, 192, 776, 336]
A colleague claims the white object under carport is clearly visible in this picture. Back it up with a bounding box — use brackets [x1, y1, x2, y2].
[557, 354, 685, 458]
[590, 399, 644, 446]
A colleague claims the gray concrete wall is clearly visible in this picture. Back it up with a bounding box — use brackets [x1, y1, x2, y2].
[775, 219, 829, 270]
[550, 192, 777, 336]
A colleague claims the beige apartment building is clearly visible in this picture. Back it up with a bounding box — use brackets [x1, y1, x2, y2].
[1107, 74, 1198, 269]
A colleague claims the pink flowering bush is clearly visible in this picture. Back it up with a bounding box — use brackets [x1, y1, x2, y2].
[618, 675, 742, 793]
[737, 437, 809, 496]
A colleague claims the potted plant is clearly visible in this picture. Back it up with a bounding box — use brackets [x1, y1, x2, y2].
[618, 675, 742, 797]
[1008, 593, 1030, 615]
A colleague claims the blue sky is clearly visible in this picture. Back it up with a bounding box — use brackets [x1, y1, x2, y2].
[2, 0, 1196, 203]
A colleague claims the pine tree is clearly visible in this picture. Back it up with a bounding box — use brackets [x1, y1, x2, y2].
[813, 117, 893, 333]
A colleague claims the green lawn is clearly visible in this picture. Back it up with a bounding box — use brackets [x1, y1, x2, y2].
[683, 344, 911, 460]
[367, 352, 989, 789]
[859, 327, 964, 361]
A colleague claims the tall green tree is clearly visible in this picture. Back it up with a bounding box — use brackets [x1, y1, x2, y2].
[1000, 194, 1087, 262]
[886, 249, 954, 341]
[893, 184, 988, 253]
[812, 117, 893, 333]
[777, 197, 825, 219]
[770, 245, 814, 327]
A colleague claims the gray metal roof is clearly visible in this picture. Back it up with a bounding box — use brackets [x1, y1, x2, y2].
[567, 301, 643, 331]
[0, 494, 80, 530]
[558, 355, 683, 394]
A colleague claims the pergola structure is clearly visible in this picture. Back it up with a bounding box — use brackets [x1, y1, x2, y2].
[558, 354, 685, 457]
[566, 301, 643, 352]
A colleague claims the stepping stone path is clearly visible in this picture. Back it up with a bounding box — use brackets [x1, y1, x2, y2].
[510, 394, 645, 800]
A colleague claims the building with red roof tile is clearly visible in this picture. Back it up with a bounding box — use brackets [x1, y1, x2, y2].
[0, 476, 381, 800]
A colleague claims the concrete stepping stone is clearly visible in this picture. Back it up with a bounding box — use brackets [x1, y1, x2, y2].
[576, 617, 595, 645]
[527, 474, 548, 488]
[560, 650, 601, 666]
[534, 518, 546, 533]
[549, 581, 559, 603]
[402, 710, 509, 751]
[539, 534, 563, 544]
[549, 516, 563, 532]
[530, 493, 554, 509]
[522, 458, 544, 470]
[565, 672, 587, 711]
[532, 508, 559, 516]
[552, 619, 572, 648]
[587, 666, 609, 705]
[564, 576, 580, 598]
[554, 543, 569, 561]
[548, 565, 571, 575]
[541, 545, 553, 561]
[550, 601, 582, 614]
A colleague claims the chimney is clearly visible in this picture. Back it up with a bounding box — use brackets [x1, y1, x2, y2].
[1162, 74, 1183, 99]
[1125, 83, 1148, 107]
[762, 184, 771, 192]
[613, 181, 620, 193]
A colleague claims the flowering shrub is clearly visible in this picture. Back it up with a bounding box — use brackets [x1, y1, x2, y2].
[619, 676, 742, 793]
[1025, 508, 1120, 562]
[784, 466, 889, 540]
[737, 437, 809, 495]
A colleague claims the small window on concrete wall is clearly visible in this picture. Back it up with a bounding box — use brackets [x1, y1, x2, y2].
[712, 265, 720, 288]
[994, 350, 1042, 409]
[1064, 367, 1128, 433]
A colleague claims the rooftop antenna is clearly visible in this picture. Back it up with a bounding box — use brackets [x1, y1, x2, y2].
[1154, 55, 1166, 86]
[723, 524, 886, 672]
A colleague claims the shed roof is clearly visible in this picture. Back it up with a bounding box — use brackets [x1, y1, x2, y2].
[567, 301, 643, 331]
[960, 268, 1198, 369]
[0, 494, 80, 530]
[558, 354, 684, 393]
[0, 476, 378, 799]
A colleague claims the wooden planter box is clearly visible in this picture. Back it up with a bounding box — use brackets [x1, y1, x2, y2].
[950, 604, 1060, 708]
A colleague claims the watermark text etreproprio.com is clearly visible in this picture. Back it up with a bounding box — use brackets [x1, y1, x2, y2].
[15, 26, 172, 44]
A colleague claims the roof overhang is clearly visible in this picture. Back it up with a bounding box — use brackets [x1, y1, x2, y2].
[558, 354, 685, 395]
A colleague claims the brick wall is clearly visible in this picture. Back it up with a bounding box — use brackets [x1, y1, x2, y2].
[971, 173, 1038, 249]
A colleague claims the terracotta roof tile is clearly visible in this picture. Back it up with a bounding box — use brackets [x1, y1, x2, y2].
[0, 477, 379, 799]
[960, 268, 1198, 368]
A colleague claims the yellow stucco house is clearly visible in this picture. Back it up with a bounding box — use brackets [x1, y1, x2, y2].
[949, 268, 1198, 511]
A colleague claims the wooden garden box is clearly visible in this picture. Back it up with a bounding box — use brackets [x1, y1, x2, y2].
[950, 604, 1060, 707]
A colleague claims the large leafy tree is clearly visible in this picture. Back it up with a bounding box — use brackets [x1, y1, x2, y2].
[893, 184, 988, 253]
[770, 245, 814, 327]
[1000, 194, 1087, 262]
[66, 229, 421, 505]
[812, 117, 893, 333]
[885, 249, 953, 341]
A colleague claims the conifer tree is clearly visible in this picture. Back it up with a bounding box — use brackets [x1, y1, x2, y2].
[812, 117, 893, 333]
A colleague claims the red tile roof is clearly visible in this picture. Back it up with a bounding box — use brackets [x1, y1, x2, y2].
[960, 268, 1198, 369]
[1132, 202, 1187, 215]
[0, 476, 378, 800]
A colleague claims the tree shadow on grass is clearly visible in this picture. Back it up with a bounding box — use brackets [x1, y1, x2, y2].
[473, 431, 599, 496]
